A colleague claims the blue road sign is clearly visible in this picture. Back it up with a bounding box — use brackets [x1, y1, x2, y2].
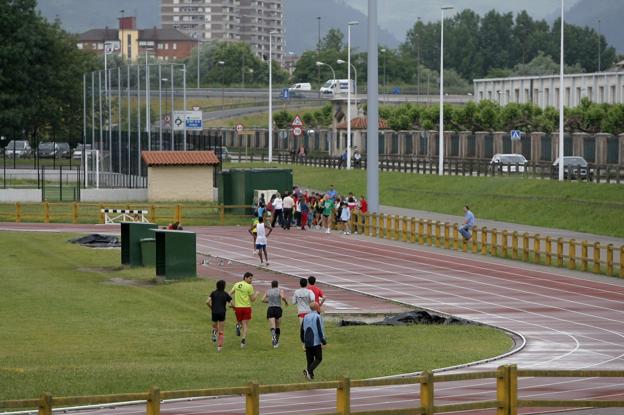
[281, 88, 289, 99]
[511, 130, 522, 140]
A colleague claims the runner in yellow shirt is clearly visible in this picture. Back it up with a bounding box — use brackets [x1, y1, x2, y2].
[230, 272, 257, 348]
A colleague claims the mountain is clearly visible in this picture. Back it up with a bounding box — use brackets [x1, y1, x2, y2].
[564, 0, 623, 53]
[35, 0, 400, 53]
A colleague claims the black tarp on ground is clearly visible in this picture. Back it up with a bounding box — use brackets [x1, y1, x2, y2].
[69, 234, 120, 248]
[339, 311, 469, 327]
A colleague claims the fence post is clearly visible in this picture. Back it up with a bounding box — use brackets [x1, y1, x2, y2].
[569, 239, 576, 270]
[502, 230, 508, 258]
[620, 246, 624, 278]
[511, 232, 518, 260]
[386, 214, 392, 239]
[607, 244, 614, 276]
[98, 204, 104, 224]
[426, 220, 433, 245]
[453, 224, 459, 250]
[496, 366, 509, 415]
[146, 386, 160, 415]
[481, 227, 488, 255]
[336, 377, 351, 415]
[435, 221, 441, 248]
[378, 214, 386, 239]
[581, 241, 589, 272]
[410, 218, 417, 243]
[38, 392, 52, 415]
[490, 229, 498, 257]
[401, 216, 408, 242]
[522, 233, 529, 262]
[545, 236, 552, 266]
[43, 202, 50, 224]
[246, 382, 260, 415]
[219, 205, 225, 225]
[418, 219, 424, 244]
[557, 238, 564, 267]
[371, 213, 378, 238]
[420, 371, 434, 415]
[444, 222, 450, 249]
[364, 213, 370, 236]
[471, 227, 478, 253]
[149, 205, 156, 223]
[175, 204, 182, 223]
[534, 234, 541, 264]
[72, 202, 78, 224]
[593, 242, 601, 273]
[394, 215, 400, 240]
[509, 365, 518, 415]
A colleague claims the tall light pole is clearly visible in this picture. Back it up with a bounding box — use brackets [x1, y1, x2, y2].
[345, 21, 359, 169]
[367, 0, 379, 213]
[558, 0, 565, 181]
[196, 33, 201, 89]
[597, 19, 601, 72]
[439, 6, 453, 176]
[268, 30, 278, 162]
[218, 60, 225, 109]
[317, 16, 321, 98]
[315, 61, 336, 82]
[380, 48, 386, 96]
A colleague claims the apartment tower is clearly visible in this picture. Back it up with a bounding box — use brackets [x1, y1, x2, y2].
[160, 0, 284, 63]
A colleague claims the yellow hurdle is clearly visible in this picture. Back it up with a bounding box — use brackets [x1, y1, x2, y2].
[401, 216, 408, 242]
[435, 221, 441, 248]
[534, 234, 541, 264]
[511, 231, 518, 260]
[607, 244, 614, 276]
[471, 227, 478, 253]
[420, 371, 434, 415]
[444, 223, 450, 249]
[147, 387, 160, 415]
[557, 238, 564, 267]
[545, 236, 552, 266]
[522, 233, 529, 261]
[453, 224, 459, 250]
[569, 239, 576, 270]
[490, 229, 498, 257]
[593, 242, 601, 274]
[418, 219, 424, 245]
[581, 241, 589, 272]
[394, 215, 400, 241]
[410, 218, 416, 243]
[481, 227, 488, 255]
[426, 220, 433, 245]
[336, 377, 351, 415]
[43, 202, 50, 224]
[502, 230, 508, 258]
[245, 382, 259, 415]
[371, 213, 378, 238]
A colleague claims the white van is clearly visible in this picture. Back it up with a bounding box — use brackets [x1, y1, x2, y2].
[319, 79, 354, 95]
[288, 83, 311, 93]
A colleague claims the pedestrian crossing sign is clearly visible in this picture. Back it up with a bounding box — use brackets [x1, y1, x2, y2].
[291, 115, 304, 127]
[511, 130, 522, 140]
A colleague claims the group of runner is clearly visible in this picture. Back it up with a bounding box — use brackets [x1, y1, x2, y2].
[206, 273, 327, 380]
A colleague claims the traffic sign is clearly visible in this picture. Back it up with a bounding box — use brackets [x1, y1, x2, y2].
[236, 123, 245, 134]
[173, 111, 203, 131]
[278, 129, 288, 140]
[511, 130, 522, 140]
[292, 126, 303, 136]
[291, 115, 304, 127]
[280, 89, 289, 99]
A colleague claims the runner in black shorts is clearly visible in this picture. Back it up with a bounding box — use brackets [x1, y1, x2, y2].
[207, 280, 232, 352]
[262, 280, 288, 348]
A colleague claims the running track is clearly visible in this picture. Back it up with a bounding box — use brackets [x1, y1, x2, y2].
[3, 224, 624, 415]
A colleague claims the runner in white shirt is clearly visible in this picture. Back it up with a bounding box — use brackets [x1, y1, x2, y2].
[253, 216, 273, 266]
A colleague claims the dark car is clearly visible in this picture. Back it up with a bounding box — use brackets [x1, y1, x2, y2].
[37, 142, 58, 158]
[57, 142, 71, 158]
[552, 156, 593, 180]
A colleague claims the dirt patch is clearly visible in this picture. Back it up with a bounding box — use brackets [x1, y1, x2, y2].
[78, 266, 125, 274]
[101, 277, 160, 287]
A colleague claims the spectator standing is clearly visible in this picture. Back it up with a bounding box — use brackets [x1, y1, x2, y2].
[301, 302, 327, 381]
[297, 146, 306, 163]
[256, 193, 266, 218]
[459, 205, 476, 240]
[230, 272, 257, 348]
[262, 280, 288, 348]
[271, 193, 284, 228]
[354, 195, 368, 234]
[299, 196, 310, 230]
[327, 185, 337, 201]
[340, 201, 351, 234]
[206, 280, 232, 352]
[338, 150, 347, 169]
[321, 195, 335, 234]
[353, 149, 362, 168]
[292, 278, 315, 323]
[282, 192, 295, 230]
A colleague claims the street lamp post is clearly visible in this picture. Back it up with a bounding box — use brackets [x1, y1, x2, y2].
[439, 6, 453, 176]
[346, 21, 359, 169]
[380, 48, 386, 96]
[218, 60, 225, 109]
[315, 61, 336, 83]
[558, 0, 565, 181]
[597, 19, 601, 72]
[196, 34, 201, 89]
[268, 30, 278, 163]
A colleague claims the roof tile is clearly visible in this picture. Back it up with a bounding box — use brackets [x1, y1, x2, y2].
[142, 151, 220, 166]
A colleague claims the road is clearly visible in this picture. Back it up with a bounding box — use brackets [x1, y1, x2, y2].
[1, 223, 623, 414]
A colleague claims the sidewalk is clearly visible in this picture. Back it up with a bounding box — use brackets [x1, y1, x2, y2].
[379, 205, 624, 269]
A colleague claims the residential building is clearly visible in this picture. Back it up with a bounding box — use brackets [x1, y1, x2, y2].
[77, 16, 196, 61]
[160, 0, 285, 63]
[474, 70, 624, 108]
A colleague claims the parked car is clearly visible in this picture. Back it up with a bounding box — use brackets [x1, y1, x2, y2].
[57, 142, 71, 158]
[4, 140, 32, 158]
[489, 153, 528, 173]
[552, 156, 593, 180]
[72, 144, 94, 160]
[37, 142, 58, 158]
[215, 146, 231, 161]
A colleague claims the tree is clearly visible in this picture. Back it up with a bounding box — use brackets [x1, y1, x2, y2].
[320, 28, 344, 52]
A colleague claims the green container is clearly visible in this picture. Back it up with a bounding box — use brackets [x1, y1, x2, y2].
[154, 230, 196, 279]
[121, 222, 158, 266]
[140, 238, 156, 267]
[218, 168, 293, 213]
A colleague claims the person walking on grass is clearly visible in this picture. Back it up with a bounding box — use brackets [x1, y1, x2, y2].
[230, 272, 257, 348]
[293, 278, 315, 324]
[262, 280, 288, 348]
[250, 216, 272, 266]
[206, 280, 232, 352]
[307, 276, 326, 310]
[459, 205, 475, 241]
[301, 302, 327, 381]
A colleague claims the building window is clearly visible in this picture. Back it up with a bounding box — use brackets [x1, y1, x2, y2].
[565, 87, 570, 106]
[610, 85, 616, 104]
[77, 43, 83, 49]
[599, 86, 604, 103]
[173, 43, 177, 50]
[165, 43, 169, 50]
[97, 43, 104, 50]
[587, 87, 593, 101]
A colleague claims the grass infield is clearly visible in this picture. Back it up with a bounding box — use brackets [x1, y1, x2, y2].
[0, 231, 511, 400]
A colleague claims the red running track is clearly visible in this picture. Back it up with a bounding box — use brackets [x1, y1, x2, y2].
[3, 224, 624, 415]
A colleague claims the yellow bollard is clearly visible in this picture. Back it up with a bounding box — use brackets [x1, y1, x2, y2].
[426, 220, 433, 245]
[15, 202, 22, 223]
[569, 239, 576, 270]
[410, 217, 416, 243]
[607, 244, 614, 276]
[38, 392, 52, 415]
[502, 230, 508, 258]
[522, 233, 529, 262]
[490, 229, 498, 257]
[420, 371, 434, 415]
[481, 227, 488, 255]
[545, 236, 552, 266]
[394, 215, 400, 241]
[581, 241, 589, 272]
[534, 234, 541, 264]
[418, 219, 424, 244]
[245, 382, 260, 415]
[146, 386, 160, 415]
[444, 223, 450, 249]
[453, 224, 459, 250]
[364, 213, 370, 236]
[557, 238, 564, 267]
[386, 214, 393, 239]
[511, 232, 518, 260]
[371, 213, 378, 238]
[378, 214, 385, 239]
[44, 202, 50, 224]
[471, 227, 478, 253]
[593, 242, 601, 274]
[435, 221, 441, 248]
[336, 377, 351, 415]
[72, 202, 78, 224]
[401, 216, 408, 242]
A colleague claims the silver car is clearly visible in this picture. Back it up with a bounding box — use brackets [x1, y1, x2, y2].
[490, 153, 528, 173]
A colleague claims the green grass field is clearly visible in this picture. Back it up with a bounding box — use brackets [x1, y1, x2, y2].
[224, 162, 624, 237]
[0, 231, 512, 401]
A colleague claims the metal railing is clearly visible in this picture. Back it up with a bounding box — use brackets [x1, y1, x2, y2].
[2, 366, 623, 415]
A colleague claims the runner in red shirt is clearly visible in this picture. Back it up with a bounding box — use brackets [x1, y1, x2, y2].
[307, 276, 326, 309]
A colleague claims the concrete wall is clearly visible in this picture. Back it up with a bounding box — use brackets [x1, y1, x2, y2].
[80, 188, 148, 202]
[0, 189, 41, 203]
[148, 165, 215, 201]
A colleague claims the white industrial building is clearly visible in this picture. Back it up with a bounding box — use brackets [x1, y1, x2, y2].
[474, 70, 624, 108]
